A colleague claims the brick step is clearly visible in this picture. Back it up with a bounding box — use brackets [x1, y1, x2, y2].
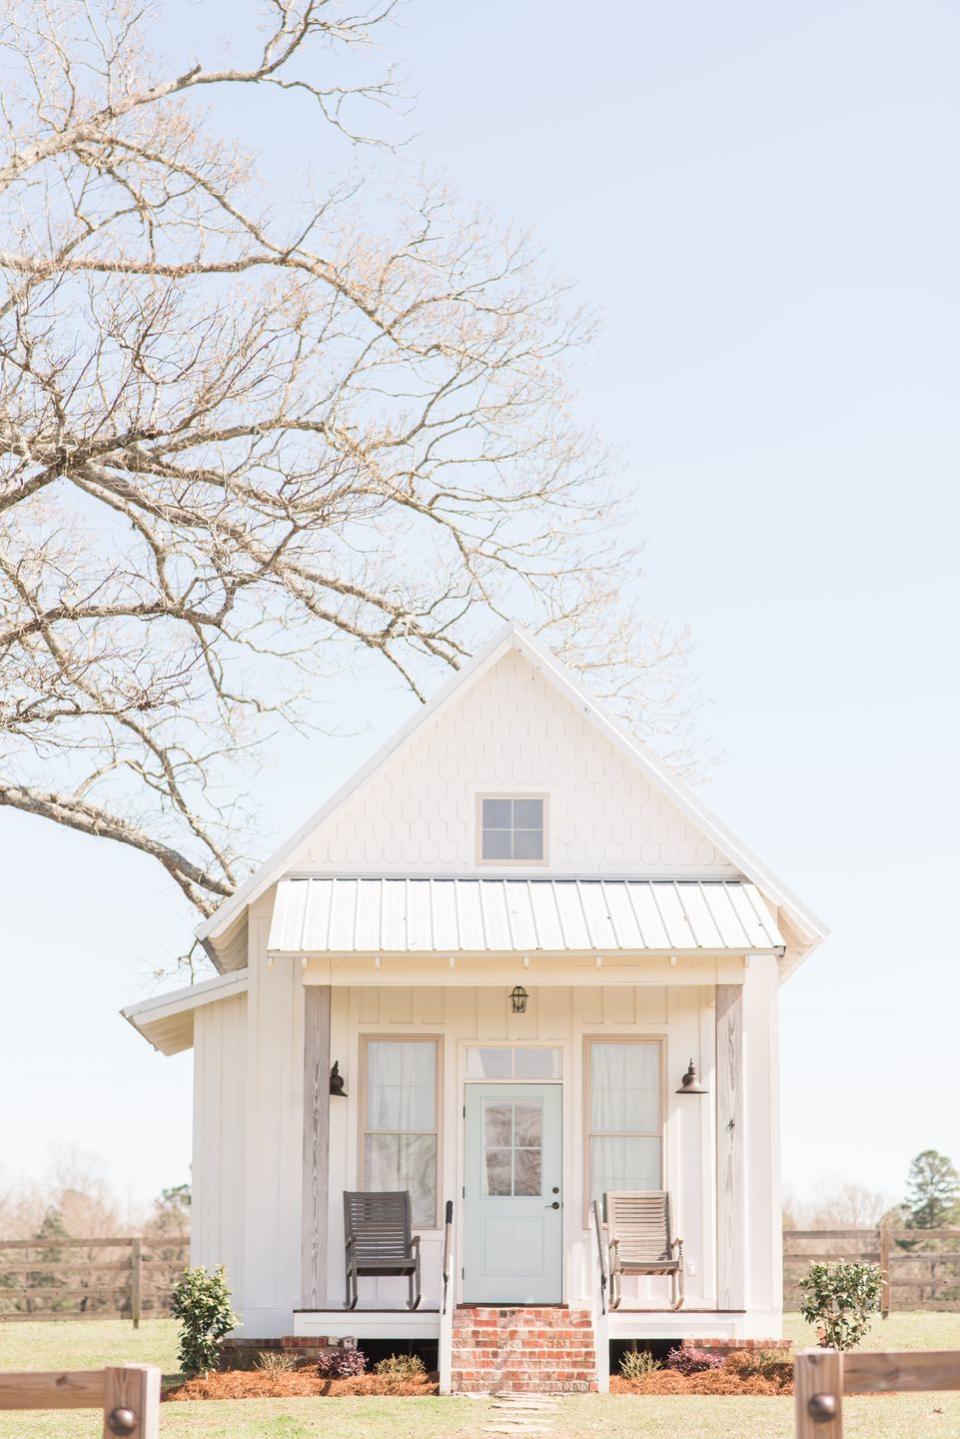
[452, 1350, 596, 1363]
[451, 1375, 601, 1387]
[450, 1304, 597, 1394]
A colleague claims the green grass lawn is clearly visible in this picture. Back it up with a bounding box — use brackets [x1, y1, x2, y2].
[556, 1393, 960, 1439]
[0, 1313, 958, 1438]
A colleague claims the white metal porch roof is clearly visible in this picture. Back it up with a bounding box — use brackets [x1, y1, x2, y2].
[267, 877, 785, 957]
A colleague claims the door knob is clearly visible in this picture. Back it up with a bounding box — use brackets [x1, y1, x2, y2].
[548, 1201, 560, 1209]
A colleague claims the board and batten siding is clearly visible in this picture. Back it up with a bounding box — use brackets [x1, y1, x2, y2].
[190, 948, 781, 1335]
[323, 980, 717, 1314]
[191, 915, 309, 1338]
[191, 992, 247, 1295]
[742, 954, 782, 1329]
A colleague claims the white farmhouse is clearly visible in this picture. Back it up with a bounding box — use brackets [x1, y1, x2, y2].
[124, 623, 825, 1392]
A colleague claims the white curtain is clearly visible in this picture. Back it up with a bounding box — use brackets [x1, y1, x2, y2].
[589, 1042, 661, 1204]
[590, 1042, 660, 1132]
[589, 1137, 661, 1205]
[366, 1041, 436, 1131]
[364, 1041, 437, 1226]
[364, 1135, 437, 1226]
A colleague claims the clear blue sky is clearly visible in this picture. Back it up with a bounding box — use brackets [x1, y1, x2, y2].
[2, 1, 958, 1216]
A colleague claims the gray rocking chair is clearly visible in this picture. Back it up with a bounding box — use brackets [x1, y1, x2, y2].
[343, 1191, 421, 1310]
[600, 1190, 684, 1310]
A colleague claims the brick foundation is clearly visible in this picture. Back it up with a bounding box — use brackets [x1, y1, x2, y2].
[450, 1306, 598, 1394]
[681, 1336, 792, 1355]
[221, 1335, 353, 1369]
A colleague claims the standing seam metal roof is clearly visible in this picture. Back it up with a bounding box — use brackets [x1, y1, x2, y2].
[267, 877, 785, 955]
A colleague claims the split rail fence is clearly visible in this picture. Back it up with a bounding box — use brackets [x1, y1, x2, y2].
[0, 1236, 189, 1326]
[784, 1228, 960, 1314]
[0, 1363, 160, 1437]
[795, 1346, 960, 1437]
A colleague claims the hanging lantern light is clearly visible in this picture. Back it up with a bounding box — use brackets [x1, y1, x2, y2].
[509, 985, 529, 1014]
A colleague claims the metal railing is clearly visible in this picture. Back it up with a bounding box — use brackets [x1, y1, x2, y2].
[441, 1200, 454, 1315]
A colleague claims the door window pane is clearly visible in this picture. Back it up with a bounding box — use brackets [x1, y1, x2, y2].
[363, 1039, 438, 1227]
[484, 1103, 514, 1147]
[515, 1147, 542, 1196]
[466, 1047, 514, 1080]
[482, 1098, 544, 1197]
[515, 1047, 561, 1080]
[466, 1046, 561, 1080]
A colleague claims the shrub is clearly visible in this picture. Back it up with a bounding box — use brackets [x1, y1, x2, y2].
[170, 1266, 239, 1377]
[666, 1346, 726, 1374]
[317, 1347, 366, 1378]
[373, 1353, 427, 1379]
[726, 1348, 793, 1388]
[799, 1260, 883, 1350]
[620, 1348, 662, 1379]
[254, 1350, 296, 1375]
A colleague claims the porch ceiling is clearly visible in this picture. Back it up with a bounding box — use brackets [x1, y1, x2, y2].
[267, 876, 785, 958]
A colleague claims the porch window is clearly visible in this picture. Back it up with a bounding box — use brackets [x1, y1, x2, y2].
[361, 1038, 439, 1228]
[586, 1038, 662, 1209]
[479, 795, 546, 862]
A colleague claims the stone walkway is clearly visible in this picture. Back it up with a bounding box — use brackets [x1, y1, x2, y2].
[482, 1390, 559, 1437]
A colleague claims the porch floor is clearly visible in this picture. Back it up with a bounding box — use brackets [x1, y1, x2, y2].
[293, 1308, 440, 1340]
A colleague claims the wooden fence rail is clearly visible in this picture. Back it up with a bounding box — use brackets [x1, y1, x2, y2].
[784, 1228, 960, 1315]
[0, 1236, 190, 1327]
[0, 1364, 160, 1437]
[795, 1346, 960, 1437]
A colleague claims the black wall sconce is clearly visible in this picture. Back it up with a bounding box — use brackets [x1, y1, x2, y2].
[330, 1061, 347, 1097]
[510, 985, 529, 1014]
[675, 1059, 707, 1095]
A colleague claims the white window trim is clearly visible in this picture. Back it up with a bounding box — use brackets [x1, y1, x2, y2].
[582, 1035, 666, 1227]
[358, 1033, 443, 1230]
[475, 792, 550, 867]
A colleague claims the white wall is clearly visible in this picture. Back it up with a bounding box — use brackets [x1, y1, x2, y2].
[192, 966, 783, 1337]
[297, 650, 737, 876]
[325, 980, 719, 1314]
[191, 992, 247, 1294]
[742, 954, 783, 1334]
[188, 644, 786, 1336]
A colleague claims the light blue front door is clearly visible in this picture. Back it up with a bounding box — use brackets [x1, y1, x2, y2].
[463, 1084, 563, 1304]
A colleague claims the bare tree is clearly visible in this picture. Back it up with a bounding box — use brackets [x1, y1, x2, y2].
[0, 0, 693, 916]
[785, 1181, 897, 1231]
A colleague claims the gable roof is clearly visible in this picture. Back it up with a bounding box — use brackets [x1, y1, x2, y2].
[197, 623, 827, 969]
[122, 968, 248, 1055]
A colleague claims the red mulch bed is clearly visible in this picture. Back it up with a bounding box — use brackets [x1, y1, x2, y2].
[611, 1370, 791, 1397]
[165, 1372, 438, 1401]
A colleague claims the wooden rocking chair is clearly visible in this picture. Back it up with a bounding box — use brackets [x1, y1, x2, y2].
[600, 1191, 684, 1310]
[343, 1191, 421, 1310]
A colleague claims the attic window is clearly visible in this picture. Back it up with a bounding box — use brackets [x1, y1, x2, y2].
[479, 796, 546, 863]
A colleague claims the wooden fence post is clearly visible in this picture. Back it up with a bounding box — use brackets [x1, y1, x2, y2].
[101, 1366, 160, 1439]
[879, 1228, 890, 1319]
[130, 1238, 142, 1330]
[795, 1348, 843, 1439]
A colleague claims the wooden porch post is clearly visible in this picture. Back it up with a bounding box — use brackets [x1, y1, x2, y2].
[301, 984, 331, 1310]
[715, 983, 745, 1310]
